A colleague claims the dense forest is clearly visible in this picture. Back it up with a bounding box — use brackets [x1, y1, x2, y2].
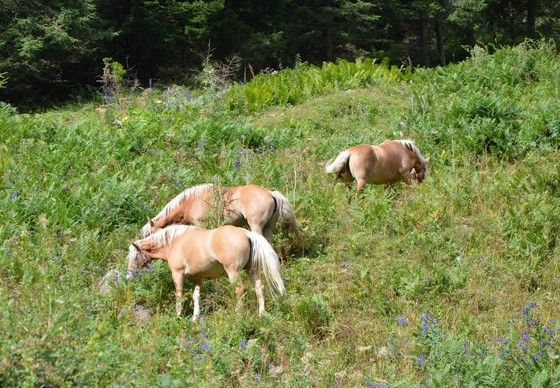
[1, 0, 559, 106]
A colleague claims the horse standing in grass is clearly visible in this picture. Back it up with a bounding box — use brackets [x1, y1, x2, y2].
[141, 183, 301, 241]
[126, 224, 286, 320]
[325, 139, 429, 193]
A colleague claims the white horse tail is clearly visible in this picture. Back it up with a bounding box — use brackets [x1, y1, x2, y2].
[325, 150, 351, 175]
[247, 231, 286, 296]
[270, 191, 302, 234]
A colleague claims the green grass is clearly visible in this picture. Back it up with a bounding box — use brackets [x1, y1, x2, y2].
[1, 42, 560, 386]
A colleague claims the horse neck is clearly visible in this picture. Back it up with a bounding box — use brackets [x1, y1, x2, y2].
[401, 141, 424, 164]
[140, 226, 192, 260]
[153, 185, 213, 228]
[139, 237, 171, 261]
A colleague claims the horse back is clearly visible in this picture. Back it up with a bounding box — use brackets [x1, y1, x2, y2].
[169, 226, 250, 279]
[349, 142, 414, 184]
[347, 144, 385, 182]
[223, 184, 276, 225]
[208, 226, 252, 274]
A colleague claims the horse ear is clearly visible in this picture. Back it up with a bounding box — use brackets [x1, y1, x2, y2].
[131, 242, 143, 252]
[425, 156, 431, 164]
[147, 216, 154, 227]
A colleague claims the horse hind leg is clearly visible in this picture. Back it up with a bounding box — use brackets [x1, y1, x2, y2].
[261, 216, 278, 242]
[247, 221, 264, 237]
[226, 268, 245, 311]
[247, 204, 277, 241]
[251, 270, 266, 316]
[348, 178, 368, 202]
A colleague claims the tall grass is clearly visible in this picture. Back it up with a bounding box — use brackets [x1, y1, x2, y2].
[225, 58, 406, 114]
[408, 40, 560, 163]
[1, 41, 560, 386]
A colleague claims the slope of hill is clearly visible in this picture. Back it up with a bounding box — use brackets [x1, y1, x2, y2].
[1, 41, 559, 386]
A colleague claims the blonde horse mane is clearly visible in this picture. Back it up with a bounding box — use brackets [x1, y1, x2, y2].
[397, 139, 425, 164]
[141, 184, 214, 237]
[153, 183, 214, 221]
[142, 224, 199, 247]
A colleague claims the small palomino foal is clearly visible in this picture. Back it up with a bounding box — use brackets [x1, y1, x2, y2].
[326, 139, 429, 193]
[126, 224, 286, 320]
[141, 183, 301, 241]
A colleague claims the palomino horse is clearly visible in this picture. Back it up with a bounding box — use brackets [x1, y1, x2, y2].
[325, 139, 429, 193]
[141, 183, 301, 241]
[126, 224, 286, 320]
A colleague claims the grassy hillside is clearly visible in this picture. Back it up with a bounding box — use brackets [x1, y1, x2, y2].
[1, 41, 560, 386]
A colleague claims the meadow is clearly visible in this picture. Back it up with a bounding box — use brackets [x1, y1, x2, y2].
[1, 40, 560, 386]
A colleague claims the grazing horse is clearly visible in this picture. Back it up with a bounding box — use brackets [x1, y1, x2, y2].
[325, 139, 429, 193]
[126, 224, 286, 320]
[141, 183, 301, 241]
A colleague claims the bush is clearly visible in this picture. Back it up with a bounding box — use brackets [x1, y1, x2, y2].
[408, 40, 560, 162]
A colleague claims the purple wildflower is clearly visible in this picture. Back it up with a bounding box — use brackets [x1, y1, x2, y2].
[233, 160, 241, 168]
[421, 312, 435, 335]
[522, 301, 537, 314]
[416, 354, 426, 368]
[397, 316, 409, 327]
[522, 330, 530, 342]
[199, 343, 211, 352]
[10, 192, 18, 200]
[463, 341, 473, 355]
[240, 339, 247, 349]
[533, 352, 543, 362]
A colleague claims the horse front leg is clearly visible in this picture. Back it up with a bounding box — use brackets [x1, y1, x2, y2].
[192, 283, 201, 321]
[172, 270, 185, 318]
[398, 168, 413, 185]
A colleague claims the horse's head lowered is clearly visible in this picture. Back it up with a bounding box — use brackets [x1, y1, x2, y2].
[412, 156, 430, 183]
[126, 242, 152, 280]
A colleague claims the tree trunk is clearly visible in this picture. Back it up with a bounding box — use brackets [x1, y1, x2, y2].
[326, 23, 334, 61]
[420, 16, 430, 67]
[526, 0, 536, 38]
[435, 18, 446, 66]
